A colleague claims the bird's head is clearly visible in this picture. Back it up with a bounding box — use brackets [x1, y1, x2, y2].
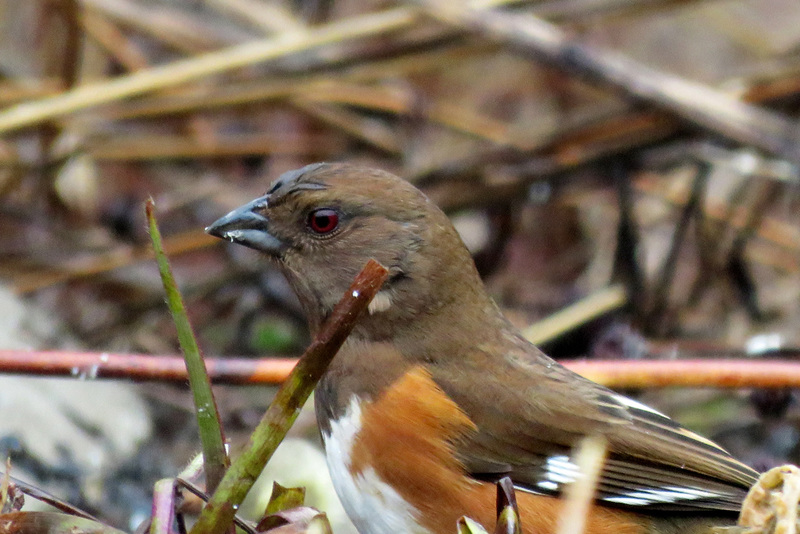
[206, 163, 490, 337]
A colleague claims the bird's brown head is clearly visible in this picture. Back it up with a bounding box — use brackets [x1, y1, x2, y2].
[206, 163, 493, 338]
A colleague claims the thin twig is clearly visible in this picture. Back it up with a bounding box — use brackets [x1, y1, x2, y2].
[646, 161, 711, 332]
[0, 471, 99, 521]
[175, 478, 257, 534]
[522, 284, 627, 345]
[7, 350, 800, 389]
[415, 0, 800, 164]
[613, 159, 647, 322]
[0, 8, 420, 134]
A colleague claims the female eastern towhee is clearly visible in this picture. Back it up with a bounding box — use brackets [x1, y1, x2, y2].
[206, 163, 759, 534]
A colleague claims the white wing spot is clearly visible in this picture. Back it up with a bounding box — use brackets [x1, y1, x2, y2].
[536, 480, 558, 491]
[544, 455, 580, 485]
[603, 485, 721, 506]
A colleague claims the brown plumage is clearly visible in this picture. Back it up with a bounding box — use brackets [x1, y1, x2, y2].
[207, 163, 758, 534]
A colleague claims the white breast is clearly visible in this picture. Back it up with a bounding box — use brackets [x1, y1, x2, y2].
[323, 397, 431, 534]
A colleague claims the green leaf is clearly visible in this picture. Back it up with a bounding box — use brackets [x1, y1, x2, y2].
[266, 483, 306, 514]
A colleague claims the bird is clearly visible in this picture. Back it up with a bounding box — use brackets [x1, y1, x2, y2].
[206, 162, 759, 534]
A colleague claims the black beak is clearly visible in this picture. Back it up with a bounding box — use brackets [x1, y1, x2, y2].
[205, 195, 286, 255]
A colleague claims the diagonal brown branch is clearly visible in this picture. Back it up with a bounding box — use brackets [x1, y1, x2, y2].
[415, 0, 800, 164]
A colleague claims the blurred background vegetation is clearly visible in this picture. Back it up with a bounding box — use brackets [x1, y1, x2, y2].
[2, 0, 800, 531]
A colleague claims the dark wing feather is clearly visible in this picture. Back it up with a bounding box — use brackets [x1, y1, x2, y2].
[437, 338, 758, 514]
[611, 393, 757, 488]
[504, 452, 748, 512]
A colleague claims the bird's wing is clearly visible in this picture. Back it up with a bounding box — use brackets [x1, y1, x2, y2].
[435, 342, 758, 513]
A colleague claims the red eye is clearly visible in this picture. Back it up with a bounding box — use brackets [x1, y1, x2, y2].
[308, 208, 339, 234]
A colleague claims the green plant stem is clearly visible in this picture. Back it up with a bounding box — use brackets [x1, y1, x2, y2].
[146, 199, 229, 493]
[190, 259, 388, 534]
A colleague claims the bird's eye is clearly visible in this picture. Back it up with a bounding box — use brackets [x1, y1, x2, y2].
[307, 208, 340, 235]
